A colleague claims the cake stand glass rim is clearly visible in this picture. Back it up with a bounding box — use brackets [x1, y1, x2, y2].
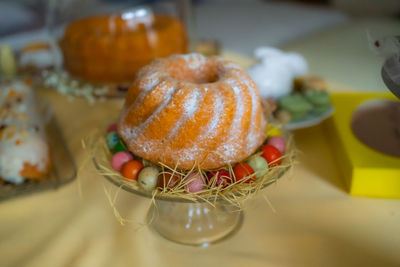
[92, 118, 294, 203]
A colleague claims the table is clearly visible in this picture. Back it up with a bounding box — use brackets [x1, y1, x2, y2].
[1, 18, 400, 267]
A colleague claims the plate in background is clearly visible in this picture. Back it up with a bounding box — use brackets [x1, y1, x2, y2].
[283, 105, 335, 130]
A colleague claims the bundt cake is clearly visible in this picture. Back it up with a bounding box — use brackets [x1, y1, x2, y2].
[60, 11, 187, 84]
[118, 53, 267, 170]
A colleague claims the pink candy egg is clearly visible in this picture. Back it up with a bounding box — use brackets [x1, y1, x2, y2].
[111, 152, 133, 171]
[185, 172, 205, 193]
[267, 136, 286, 154]
[107, 123, 118, 133]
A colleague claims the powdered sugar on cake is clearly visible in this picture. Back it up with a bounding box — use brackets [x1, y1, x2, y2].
[119, 53, 267, 169]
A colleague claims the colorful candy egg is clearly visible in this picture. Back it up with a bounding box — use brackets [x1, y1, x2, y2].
[138, 167, 159, 191]
[246, 156, 269, 180]
[157, 172, 181, 189]
[185, 172, 205, 193]
[233, 163, 255, 183]
[120, 160, 143, 180]
[207, 170, 232, 188]
[107, 123, 118, 133]
[106, 132, 118, 150]
[113, 140, 127, 153]
[267, 136, 286, 154]
[261, 145, 282, 167]
[111, 151, 133, 171]
[266, 125, 282, 137]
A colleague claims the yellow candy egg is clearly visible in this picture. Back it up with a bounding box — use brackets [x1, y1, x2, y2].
[266, 125, 282, 137]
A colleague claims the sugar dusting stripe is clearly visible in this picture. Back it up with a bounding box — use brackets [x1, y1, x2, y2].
[241, 76, 259, 151]
[167, 88, 203, 140]
[215, 77, 245, 160]
[121, 84, 176, 141]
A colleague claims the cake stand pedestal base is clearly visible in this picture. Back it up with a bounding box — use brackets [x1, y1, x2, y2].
[147, 200, 243, 247]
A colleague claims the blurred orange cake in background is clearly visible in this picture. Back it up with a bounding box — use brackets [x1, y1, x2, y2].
[60, 11, 188, 84]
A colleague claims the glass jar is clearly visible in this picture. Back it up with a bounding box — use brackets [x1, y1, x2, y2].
[47, 0, 193, 87]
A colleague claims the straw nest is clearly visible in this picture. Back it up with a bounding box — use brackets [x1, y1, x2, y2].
[86, 126, 295, 210]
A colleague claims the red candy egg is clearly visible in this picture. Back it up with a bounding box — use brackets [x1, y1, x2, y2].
[261, 145, 282, 167]
[233, 163, 255, 183]
[207, 170, 232, 188]
[120, 160, 143, 180]
[157, 172, 181, 189]
[107, 123, 118, 133]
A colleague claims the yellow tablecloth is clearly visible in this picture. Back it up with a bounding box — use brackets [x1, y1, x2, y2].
[1, 18, 400, 267]
[1, 82, 399, 267]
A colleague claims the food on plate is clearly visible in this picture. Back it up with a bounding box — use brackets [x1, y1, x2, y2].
[294, 76, 327, 92]
[0, 78, 51, 184]
[248, 47, 332, 125]
[19, 42, 57, 74]
[304, 89, 331, 114]
[278, 93, 313, 121]
[276, 81, 332, 122]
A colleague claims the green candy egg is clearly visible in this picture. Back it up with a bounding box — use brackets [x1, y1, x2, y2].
[138, 167, 160, 191]
[113, 140, 127, 153]
[246, 156, 269, 180]
[106, 132, 119, 150]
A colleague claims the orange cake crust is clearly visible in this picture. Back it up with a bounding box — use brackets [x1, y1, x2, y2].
[118, 53, 267, 170]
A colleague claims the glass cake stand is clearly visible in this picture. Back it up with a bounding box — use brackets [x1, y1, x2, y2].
[92, 137, 293, 246]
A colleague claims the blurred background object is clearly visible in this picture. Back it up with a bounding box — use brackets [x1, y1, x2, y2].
[0, 0, 398, 91]
[195, 0, 348, 55]
[332, 0, 400, 16]
[57, 4, 188, 84]
[0, 0, 193, 99]
[0, 0, 43, 36]
[0, 0, 345, 51]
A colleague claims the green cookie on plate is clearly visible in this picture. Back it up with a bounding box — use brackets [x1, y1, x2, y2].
[303, 90, 331, 115]
[278, 93, 313, 121]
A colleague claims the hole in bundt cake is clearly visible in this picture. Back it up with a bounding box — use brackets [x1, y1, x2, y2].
[168, 59, 220, 84]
